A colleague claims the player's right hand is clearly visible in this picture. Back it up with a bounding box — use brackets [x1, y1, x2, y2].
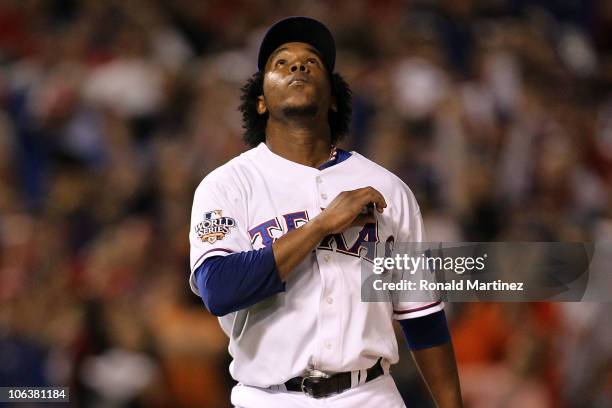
[315, 187, 387, 235]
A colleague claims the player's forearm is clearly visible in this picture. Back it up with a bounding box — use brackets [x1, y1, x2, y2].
[272, 217, 328, 281]
[272, 187, 387, 281]
[411, 341, 463, 408]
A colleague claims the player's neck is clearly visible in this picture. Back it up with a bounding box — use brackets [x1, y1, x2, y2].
[265, 119, 332, 168]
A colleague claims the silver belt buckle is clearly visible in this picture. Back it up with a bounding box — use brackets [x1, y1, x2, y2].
[300, 369, 331, 397]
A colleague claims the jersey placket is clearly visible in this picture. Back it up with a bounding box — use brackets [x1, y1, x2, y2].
[314, 173, 343, 369]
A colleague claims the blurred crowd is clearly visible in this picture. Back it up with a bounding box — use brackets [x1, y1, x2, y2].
[0, 0, 611, 407]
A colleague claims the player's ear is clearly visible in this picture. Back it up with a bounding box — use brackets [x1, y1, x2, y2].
[256, 95, 267, 115]
[329, 74, 338, 112]
[330, 95, 338, 112]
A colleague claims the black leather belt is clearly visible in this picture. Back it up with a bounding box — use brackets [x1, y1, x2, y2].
[284, 358, 384, 398]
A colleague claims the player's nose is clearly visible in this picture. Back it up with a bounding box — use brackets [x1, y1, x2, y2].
[290, 61, 308, 73]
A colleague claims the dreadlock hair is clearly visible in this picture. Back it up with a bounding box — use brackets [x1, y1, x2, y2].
[238, 71, 352, 147]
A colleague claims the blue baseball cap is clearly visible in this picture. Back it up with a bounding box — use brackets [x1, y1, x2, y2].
[257, 16, 336, 73]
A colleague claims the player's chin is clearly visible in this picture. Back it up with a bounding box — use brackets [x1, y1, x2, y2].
[280, 99, 320, 117]
[283, 86, 318, 101]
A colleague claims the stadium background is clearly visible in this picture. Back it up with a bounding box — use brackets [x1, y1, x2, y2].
[0, 0, 611, 407]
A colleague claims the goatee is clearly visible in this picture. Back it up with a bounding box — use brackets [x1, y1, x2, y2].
[282, 103, 318, 118]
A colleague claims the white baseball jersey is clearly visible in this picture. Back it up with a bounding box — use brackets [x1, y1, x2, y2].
[189, 142, 443, 388]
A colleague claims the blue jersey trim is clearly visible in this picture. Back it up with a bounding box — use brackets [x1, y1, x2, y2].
[318, 148, 352, 170]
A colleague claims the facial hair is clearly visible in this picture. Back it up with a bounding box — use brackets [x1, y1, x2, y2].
[281, 102, 319, 118]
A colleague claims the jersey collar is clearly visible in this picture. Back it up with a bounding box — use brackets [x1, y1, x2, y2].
[317, 146, 352, 170]
[257, 143, 353, 172]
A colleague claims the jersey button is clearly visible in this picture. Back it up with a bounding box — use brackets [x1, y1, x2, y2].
[326, 296, 334, 305]
[316, 176, 322, 184]
[324, 341, 332, 350]
[321, 193, 328, 200]
[324, 254, 330, 262]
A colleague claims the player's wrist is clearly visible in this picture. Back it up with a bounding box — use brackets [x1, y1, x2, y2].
[308, 216, 332, 237]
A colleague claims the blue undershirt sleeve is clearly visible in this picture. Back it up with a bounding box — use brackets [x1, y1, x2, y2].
[194, 245, 285, 316]
[399, 310, 451, 350]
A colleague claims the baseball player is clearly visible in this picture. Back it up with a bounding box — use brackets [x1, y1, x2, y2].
[189, 17, 463, 408]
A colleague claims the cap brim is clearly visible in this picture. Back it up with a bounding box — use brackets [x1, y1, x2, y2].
[257, 16, 335, 73]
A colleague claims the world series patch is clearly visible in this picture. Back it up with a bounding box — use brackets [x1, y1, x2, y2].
[195, 210, 237, 244]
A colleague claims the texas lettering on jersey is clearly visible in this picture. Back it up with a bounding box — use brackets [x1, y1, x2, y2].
[248, 210, 379, 261]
